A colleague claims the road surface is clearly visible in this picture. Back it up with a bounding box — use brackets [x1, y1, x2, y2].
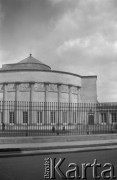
[0, 149, 117, 180]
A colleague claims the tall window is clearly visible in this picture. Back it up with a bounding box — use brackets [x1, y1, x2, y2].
[73, 111, 77, 124]
[50, 111, 56, 124]
[0, 112, 3, 124]
[62, 111, 67, 124]
[111, 113, 117, 123]
[101, 113, 107, 123]
[37, 111, 43, 124]
[23, 112, 28, 124]
[9, 112, 14, 124]
[88, 114, 94, 125]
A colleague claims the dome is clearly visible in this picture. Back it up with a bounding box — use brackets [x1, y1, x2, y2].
[1, 54, 51, 71]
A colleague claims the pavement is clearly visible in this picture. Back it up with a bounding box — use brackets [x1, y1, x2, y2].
[0, 134, 117, 156]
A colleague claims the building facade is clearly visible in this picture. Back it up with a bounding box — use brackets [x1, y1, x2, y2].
[0, 54, 97, 103]
[0, 54, 97, 128]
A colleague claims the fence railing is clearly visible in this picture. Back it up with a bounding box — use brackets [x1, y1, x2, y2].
[0, 101, 117, 136]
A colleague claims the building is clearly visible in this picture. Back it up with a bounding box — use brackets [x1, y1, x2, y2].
[0, 54, 97, 103]
[0, 54, 97, 130]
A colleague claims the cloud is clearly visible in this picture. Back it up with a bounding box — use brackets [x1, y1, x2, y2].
[49, 0, 63, 4]
[56, 33, 117, 102]
[0, 0, 117, 101]
[0, 0, 78, 61]
[57, 34, 117, 63]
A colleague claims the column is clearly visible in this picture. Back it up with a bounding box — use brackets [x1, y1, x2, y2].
[57, 84, 61, 103]
[107, 111, 110, 124]
[29, 82, 34, 124]
[69, 85, 72, 124]
[69, 85, 72, 103]
[14, 83, 19, 124]
[76, 87, 80, 124]
[44, 83, 48, 124]
[57, 84, 61, 124]
[3, 83, 7, 126]
[44, 83, 49, 103]
[77, 87, 81, 103]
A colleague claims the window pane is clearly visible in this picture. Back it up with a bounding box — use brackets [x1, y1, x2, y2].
[88, 114, 94, 125]
[101, 113, 107, 123]
[111, 113, 117, 123]
[23, 112, 28, 123]
[50, 111, 55, 124]
[37, 111, 43, 124]
[63, 111, 67, 123]
[9, 112, 14, 124]
[0, 112, 3, 124]
[73, 111, 77, 124]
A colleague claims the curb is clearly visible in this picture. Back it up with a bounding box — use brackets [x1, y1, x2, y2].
[0, 143, 117, 157]
[0, 145, 117, 157]
[0, 142, 117, 152]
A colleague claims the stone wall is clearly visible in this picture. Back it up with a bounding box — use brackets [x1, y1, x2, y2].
[0, 71, 81, 86]
[0, 70, 97, 103]
[0, 82, 80, 103]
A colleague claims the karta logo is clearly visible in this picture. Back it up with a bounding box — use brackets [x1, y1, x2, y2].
[44, 158, 116, 179]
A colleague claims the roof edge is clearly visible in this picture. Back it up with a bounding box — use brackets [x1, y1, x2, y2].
[2, 63, 51, 70]
[0, 69, 97, 78]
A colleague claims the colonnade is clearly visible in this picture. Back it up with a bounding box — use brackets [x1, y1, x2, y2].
[1, 82, 81, 124]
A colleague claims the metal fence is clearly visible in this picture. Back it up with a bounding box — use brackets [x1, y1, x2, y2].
[0, 101, 117, 136]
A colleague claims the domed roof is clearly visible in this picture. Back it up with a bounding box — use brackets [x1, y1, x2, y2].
[1, 54, 51, 71]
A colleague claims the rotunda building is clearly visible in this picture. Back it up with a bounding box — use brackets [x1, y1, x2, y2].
[0, 54, 97, 126]
[0, 54, 97, 104]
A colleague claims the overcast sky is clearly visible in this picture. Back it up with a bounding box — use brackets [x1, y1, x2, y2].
[0, 0, 117, 102]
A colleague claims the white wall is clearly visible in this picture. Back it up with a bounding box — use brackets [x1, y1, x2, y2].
[0, 71, 81, 87]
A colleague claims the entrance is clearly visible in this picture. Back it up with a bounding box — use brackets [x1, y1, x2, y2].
[88, 114, 94, 125]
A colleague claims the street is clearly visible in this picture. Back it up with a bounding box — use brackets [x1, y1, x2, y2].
[0, 149, 117, 180]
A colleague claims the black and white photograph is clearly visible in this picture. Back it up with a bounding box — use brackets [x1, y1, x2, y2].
[0, 0, 117, 179]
